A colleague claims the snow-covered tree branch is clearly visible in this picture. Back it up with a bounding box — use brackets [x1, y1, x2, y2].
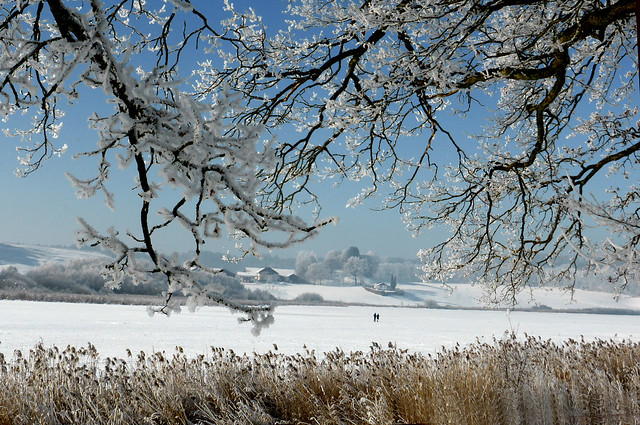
[3, 0, 639, 315]
[194, 0, 638, 303]
[0, 0, 332, 332]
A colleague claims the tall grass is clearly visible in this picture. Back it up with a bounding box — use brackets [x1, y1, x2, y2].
[1, 335, 639, 424]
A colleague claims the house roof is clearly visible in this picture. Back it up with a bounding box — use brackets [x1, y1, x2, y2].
[242, 267, 296, 276]
[244, 267, 260, 274]
[272, 268, 296, 277]
[238, 267, 298, 279]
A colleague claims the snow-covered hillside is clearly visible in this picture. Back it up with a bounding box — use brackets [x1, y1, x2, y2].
[1, 242, 638, 313]
[0, 243, 108, 273]
[245, 281, 640, 313]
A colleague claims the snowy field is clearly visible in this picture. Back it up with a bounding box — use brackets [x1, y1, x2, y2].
[2, 300, 640, 360]
[3, 242, 640, 360]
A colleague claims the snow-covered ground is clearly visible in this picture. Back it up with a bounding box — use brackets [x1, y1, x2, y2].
[1, 300, 639, 360]
[246, 281, 640, 312]
[2, 242, 640, 361]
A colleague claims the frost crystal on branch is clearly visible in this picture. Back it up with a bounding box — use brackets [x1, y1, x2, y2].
[2, 0, 639, 315]
[0, 0, 331, 333]
[195, 0, 638, 303]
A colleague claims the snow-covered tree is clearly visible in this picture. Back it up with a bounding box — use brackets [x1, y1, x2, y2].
[196, 0, 639, 303]
[0, 266, 36, 290]
[359, 253, 380, 278]
[5, 0, 639, 319]
[295, 250, 318, 278]
[305, 262, 329, 284]
[0, 1, 332, 332]
[375, 261, 418, 284]
[340, 247, 361, 265]
[344, 256, 367, 286]
[322, 250, 342, 276]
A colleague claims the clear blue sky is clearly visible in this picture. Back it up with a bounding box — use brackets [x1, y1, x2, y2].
[0, 0, 445, 260]
[0, 0, 625, 262]
[0, 128, 434, 259]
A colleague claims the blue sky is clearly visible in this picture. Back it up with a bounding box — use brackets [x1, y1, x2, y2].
[2, 0, 626, 262]
[0, 84, 433, 261]
[0, 1, 449, 260]
[0, 130, 432, 259]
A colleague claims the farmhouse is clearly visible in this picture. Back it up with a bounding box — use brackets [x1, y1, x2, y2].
[236, 267, 307, 284]
[364, 281, 404, 296]
[373, 282, 392, 291]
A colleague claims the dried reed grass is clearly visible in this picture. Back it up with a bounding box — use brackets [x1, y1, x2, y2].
[1, 335, 639, 424]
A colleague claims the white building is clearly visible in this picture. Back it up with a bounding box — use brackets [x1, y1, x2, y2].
[236, 267, 306, 283]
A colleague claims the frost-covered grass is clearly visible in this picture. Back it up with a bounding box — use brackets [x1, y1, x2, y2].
[1, 336, 639, 424]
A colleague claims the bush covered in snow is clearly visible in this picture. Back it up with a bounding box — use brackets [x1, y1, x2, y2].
[0, 259, 276, 302]
[293, 292, 325, 303]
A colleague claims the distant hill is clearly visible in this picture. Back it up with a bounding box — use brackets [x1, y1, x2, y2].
[2, 243, 639, 314]
[245, 281, 640, 313]
[0, 243, 108, 273]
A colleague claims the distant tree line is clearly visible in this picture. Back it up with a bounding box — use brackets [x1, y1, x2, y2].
[295, 247, 419, 285]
